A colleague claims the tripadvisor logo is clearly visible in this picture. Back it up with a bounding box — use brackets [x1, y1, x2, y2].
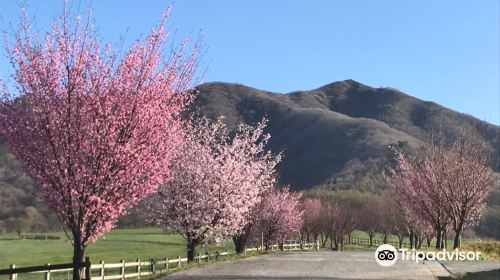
[375, 244, 482, 267]
[375, 244, 398, 267]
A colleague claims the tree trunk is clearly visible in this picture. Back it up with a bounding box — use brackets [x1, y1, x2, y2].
[233, 235, 248, 254]
[426, 236, 432, 248]
[409, 231, 414, 249]
[233, 224, 252, 254]
[332, 239, 338, 251]
[398, 236, 403, 248]
[452, 209, 467, 249]
[321, 234, 328, 247]
[233, 236, 245, 254]
[368, 234, 373, 247]
[453, 229, 462, 249]
[435, 229, 442, 249]
[72, 239, 86, 280]
[443, 230, 448, 249]
[320, 234, 324, 247]
[187, 240, 197, 262]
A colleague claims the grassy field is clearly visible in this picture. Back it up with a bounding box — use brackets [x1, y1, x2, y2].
[350, 230, 475, 248]
[0, 228, 234, 269]
[348, 230, 500, 261]
[351, 230, 401, 243]
[1, 228, 497, 270]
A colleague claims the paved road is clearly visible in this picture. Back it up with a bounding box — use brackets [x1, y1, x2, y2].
[164, 251, 451, 280]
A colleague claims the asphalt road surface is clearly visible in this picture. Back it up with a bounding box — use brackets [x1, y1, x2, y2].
[164, 251, 454, 280]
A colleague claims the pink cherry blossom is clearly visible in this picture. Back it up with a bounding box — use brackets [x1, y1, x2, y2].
[388, 136, 494, 249]
[251, 186, 304, 250]
[143, 117, 281, 261]
[300, 198, 322, 242]
[0, 6, 197, 278]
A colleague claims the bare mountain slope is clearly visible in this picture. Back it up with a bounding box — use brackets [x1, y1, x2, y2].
[193, 80, 499, 191]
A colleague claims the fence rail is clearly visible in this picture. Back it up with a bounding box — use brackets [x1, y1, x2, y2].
[0, 257, 90, 280]
[350, 237, 418, 248]
[0, 241, 317, 280]
[20, 234, 61, 240]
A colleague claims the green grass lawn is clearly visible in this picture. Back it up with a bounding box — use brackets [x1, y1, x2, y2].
[0, 228, 234, 269]
[351, 230, 401, 243]
[1, 228, 497, 271]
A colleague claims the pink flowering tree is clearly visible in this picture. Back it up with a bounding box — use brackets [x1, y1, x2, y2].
[413, 218, 435, 249]
[300, 198, 322, 242]
[376, 198, 395, 244]
[0, 7, 196, 279]
[440, 137, 494, 248]
[388, 198, 412, 248]
[388, 136, 494, 249]
[232, 202, 261, 254]
[388, 149, 450, 249]
[322, 201, 358, 251]
[390, 187, 436, 249]
[359, 201, 381, 247]
[143, 118, 280, 261]
[251, 186, 304, 251]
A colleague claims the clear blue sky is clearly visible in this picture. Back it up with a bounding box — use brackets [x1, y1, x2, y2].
[1, 0, 499, 125]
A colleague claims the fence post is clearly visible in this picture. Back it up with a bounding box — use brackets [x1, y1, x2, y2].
[197, 253, 200, 263]
[120, 260, 125, 280]
[205, 251, 209, 262]
[44, 264, 50, 280]
[9, 264, 17, 280]
[165, 258, 169, 271]
[85, 257, 91, 280]
[99, 260, 105, 280]
[136, 259, 141, 279]
[150, 259, 156, 275]
[177, 256, 181, 268]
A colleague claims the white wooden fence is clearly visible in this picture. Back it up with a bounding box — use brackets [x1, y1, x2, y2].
[2, 241, 318, 280]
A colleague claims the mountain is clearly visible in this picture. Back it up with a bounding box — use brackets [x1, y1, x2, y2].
[0, 79, 498, 233]
[192, 80, 500, 191]
[0, 145, 59, 233]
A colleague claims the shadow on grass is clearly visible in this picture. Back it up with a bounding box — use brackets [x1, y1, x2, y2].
[438, 269, 500, 280]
